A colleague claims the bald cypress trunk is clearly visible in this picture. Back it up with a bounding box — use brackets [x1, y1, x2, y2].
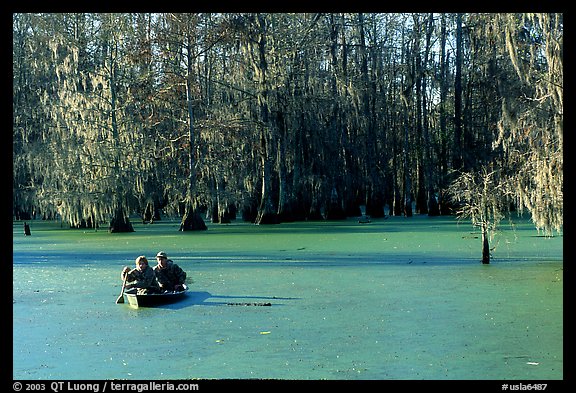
[180, 16, 207, 232]
[251, 14, 279, 225]
[109, 206, 133, 233]
[180, 47, 207, 231]
[481, 225, 490, 264]
[107, 26, 133, 233]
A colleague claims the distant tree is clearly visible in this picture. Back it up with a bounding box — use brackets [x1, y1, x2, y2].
[493, 13, 563, 236]
[21, 13, 139, 231]
[448, 166, 510, 264]
[13, 13, 49, 220]
[437, 13, 451, 215]
[453, 13, 464, 171]
[232, 13, 280, 224]
[153, 13, 209, 231]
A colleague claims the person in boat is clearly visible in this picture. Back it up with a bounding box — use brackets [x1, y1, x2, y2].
[153, 251, 187, 292]
[121, 255, 161, 295]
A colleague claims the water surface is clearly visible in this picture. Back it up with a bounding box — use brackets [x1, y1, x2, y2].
[13, 216, 563, 380]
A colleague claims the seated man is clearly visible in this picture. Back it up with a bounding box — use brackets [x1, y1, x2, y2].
[121, 255, 160, 294]
[154, 251, 187, 292]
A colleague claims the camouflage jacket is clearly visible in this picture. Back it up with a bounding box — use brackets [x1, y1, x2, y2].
[125, 265, 160, 291]
[154, 260, 186, 290]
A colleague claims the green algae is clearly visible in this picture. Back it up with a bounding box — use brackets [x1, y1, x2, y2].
[13, 216, 563, 380]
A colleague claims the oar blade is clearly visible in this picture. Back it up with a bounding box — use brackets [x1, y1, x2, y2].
[116, 274, 128, 304]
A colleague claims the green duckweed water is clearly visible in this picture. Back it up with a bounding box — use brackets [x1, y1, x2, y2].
[13, 216, 563, 380]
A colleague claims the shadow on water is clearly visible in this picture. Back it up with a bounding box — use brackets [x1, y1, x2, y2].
[149, 291, 300, 310]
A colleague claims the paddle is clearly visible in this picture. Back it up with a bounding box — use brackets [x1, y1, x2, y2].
[116, 274, 128, 304]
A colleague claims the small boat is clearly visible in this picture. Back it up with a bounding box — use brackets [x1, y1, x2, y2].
[123, 284, 189, 308]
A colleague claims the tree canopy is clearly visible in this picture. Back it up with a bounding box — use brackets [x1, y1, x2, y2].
[13, 13, 562, 235]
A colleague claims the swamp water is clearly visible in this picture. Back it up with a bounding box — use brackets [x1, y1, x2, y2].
[13, 216, 563, 380]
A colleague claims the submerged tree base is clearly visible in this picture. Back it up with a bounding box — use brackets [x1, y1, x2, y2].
[109, 219, 134, 233]
[109, 207, 134, 233]
[255, 212, 279, 225]
[482, 231, 490, 264]
[179, 211, 208, 231]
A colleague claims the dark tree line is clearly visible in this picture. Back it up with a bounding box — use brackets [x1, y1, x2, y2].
[13, 13, 562, 239]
